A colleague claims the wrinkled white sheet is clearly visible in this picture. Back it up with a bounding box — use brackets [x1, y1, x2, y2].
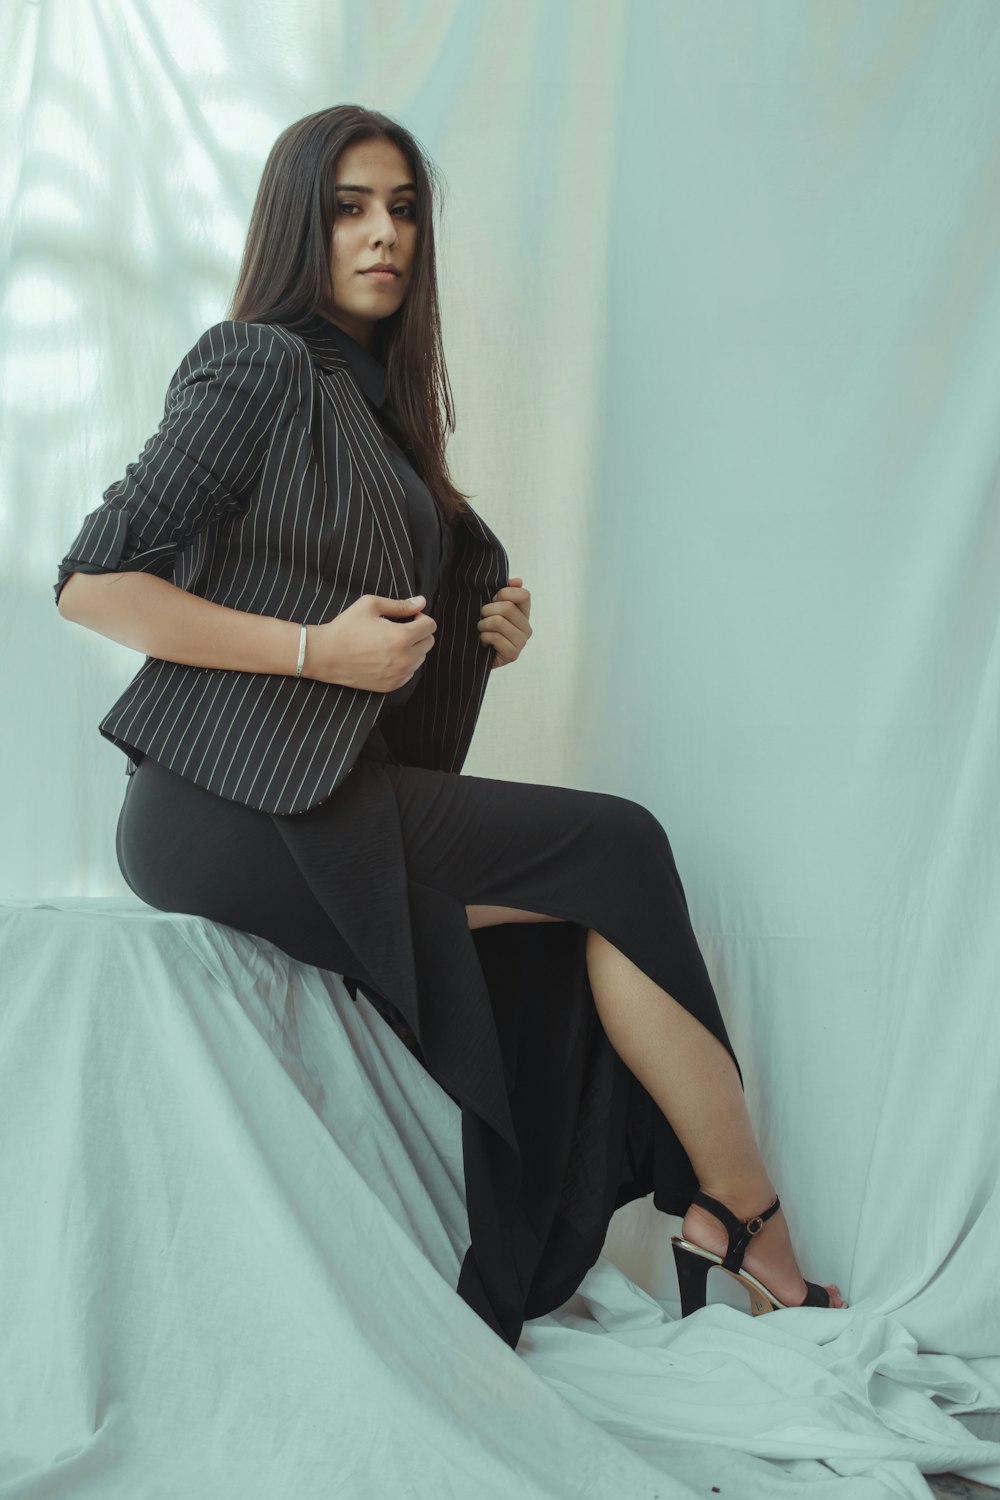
[1, 898, 997, 1500]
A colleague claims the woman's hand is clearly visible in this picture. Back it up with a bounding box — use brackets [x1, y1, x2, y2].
[306, 592, 436, 691]
[478, 577, 531, 669]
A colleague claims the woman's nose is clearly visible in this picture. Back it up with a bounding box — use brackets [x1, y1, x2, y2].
[372, 215, 396, 247]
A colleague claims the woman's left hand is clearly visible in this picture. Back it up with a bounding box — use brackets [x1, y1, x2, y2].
[478, 577, 531, 668]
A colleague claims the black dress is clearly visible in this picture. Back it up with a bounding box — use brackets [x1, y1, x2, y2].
[107, 342, 742, 1352]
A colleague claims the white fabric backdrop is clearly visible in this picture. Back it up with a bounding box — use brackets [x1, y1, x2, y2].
[3, 1, 999, 1495]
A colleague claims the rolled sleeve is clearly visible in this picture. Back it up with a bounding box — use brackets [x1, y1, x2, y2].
[53, 320, 301, 607]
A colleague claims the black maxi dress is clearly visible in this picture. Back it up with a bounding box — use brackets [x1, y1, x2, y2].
[90, 365, 743, 1353]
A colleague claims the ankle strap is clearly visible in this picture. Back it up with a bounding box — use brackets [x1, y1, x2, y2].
[693, 1190, 781, 1273]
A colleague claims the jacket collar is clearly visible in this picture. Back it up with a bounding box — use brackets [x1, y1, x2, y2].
[290, 310, 387, 407]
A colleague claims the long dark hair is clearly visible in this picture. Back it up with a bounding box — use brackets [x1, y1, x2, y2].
[227, 104, 471, 523]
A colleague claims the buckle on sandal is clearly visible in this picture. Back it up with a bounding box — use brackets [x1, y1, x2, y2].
[745, 1215, 765, 1235]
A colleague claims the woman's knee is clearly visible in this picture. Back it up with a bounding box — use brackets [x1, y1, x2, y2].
[591, 792, 674, 869]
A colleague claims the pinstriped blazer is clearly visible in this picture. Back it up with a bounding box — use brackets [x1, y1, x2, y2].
[53, 313, 509, 815]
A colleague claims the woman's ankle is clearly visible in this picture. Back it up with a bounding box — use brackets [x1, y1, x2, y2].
[694, 1177, 777, 1222]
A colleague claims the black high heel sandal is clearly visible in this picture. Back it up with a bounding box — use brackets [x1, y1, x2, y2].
[670, 1190, 836, 1317]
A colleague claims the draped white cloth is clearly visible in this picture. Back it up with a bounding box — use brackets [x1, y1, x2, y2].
[1, 898, 998, 1500]
[5, 0, 1000, 1494]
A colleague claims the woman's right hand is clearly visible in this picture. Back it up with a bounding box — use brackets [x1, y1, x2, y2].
[305, 593, 436, 692]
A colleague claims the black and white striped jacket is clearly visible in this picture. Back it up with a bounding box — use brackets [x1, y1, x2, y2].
[53, 313, 509, 815]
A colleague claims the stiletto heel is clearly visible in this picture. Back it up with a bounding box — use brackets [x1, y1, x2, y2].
[671, 1241, 713, 1317]
[670, 1190, 838, 1317]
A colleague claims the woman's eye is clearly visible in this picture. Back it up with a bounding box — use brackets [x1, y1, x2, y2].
[336, 202, 415, 217]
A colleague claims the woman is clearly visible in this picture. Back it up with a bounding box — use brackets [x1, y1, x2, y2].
[54, 104, 845, 1349]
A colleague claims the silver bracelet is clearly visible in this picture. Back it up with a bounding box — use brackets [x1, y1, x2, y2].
[294, 622, 308, 678]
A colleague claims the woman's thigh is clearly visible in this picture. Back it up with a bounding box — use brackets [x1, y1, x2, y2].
[382, 760, 672, 933]
[381, 763, 726, 1049]
[117, 752, 676, 959]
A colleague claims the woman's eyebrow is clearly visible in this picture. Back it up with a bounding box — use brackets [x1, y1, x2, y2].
[335, 182, 417, 194]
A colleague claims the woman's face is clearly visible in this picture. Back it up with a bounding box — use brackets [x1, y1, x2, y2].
[321, 136, 417, 351]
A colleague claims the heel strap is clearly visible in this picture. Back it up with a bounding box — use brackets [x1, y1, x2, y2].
[692, 1190, 781, 1273]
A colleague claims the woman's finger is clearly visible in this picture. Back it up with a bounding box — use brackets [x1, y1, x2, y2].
[494, 586, 530, 619]
[480, 624, 520, 661]
[478, 614, 523, 651]
[482, 600, 531, 635]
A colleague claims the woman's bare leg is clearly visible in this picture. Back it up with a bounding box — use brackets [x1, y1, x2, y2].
[466, 903, 564, 928]
[463, 906, 844, 1305]
[585, 927, 844, 1307]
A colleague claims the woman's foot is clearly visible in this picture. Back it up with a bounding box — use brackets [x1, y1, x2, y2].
[681, 1192, 846, 1309]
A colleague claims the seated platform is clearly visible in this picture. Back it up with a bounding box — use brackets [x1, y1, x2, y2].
[1, 895, 998, 1500]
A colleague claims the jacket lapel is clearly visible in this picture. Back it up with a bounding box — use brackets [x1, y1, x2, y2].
[379, 504, 509, 773]
[292, 317, 509, 772]
[333, 372, 418, 600]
